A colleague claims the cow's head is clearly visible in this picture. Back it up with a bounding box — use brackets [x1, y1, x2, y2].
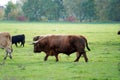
[33, 41, 42, 53]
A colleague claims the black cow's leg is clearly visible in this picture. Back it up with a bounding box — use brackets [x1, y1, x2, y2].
[15, 43, 18, 47]
[55, 54, 59, 62]
[21, 41, 25, 47]
[23, 43, 24, 47]
[74, 52, 82, 62]
[44, 54, 49, 61]
[83, 52, 88, 62]
[20, 42, 24, 47]
[20, 42, 22, 47]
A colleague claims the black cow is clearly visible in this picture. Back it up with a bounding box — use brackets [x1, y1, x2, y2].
[33, 35, 90, 62]
[12, 34, 25, 47]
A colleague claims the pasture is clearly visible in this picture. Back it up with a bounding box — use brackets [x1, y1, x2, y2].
[0, 22, 120, 80]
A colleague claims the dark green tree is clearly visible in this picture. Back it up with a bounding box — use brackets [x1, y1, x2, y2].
[54, 0, 65, 19]
[63, 0, 96, 22]
[78, 0, 96, 22]
[5, 1, 17, 20]
[95, 0, 110, 21]
[107, 0, 120, 21]
[22, 0, 64, 21]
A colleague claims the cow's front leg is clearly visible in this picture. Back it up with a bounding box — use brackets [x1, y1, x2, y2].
[55, 54, 59, 62]
[4, 52, 8, 60]
[1, 52, 9, 65]
[9, 53, 12, 59]
[44, 54, 49, 61]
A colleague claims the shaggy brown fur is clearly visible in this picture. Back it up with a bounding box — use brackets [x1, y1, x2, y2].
[33, 35, 90, 62]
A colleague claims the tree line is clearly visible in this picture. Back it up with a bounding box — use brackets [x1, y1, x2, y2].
[0, 0, 120, 22]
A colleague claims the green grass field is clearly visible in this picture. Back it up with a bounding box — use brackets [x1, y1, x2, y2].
[0, 22, 120, 80]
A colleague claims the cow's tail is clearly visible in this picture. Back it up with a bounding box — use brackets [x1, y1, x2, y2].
[81, 36, 91, 51]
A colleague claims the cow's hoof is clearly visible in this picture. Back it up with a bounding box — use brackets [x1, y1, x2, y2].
[9, 56, 12, 59]
[56, 60, 59, 62]
[85, 61, 88, 62]
[74, 60, 78, 62]
[44, 59, 47, 61]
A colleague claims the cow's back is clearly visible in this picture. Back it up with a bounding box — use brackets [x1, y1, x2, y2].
[46, 35, 85, 53]
[47, 35, 69, 48]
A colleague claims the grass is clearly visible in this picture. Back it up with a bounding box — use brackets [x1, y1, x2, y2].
[0, 22, 120, 80]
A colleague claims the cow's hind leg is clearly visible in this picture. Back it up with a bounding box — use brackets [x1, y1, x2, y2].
[74, 52, 82, 62]
[55, 54, 59, 62]
[83, 52, 88, 62]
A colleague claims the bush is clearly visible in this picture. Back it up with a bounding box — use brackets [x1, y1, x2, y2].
[65, 16, 77, 22]
[16, 16, 27, 21]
